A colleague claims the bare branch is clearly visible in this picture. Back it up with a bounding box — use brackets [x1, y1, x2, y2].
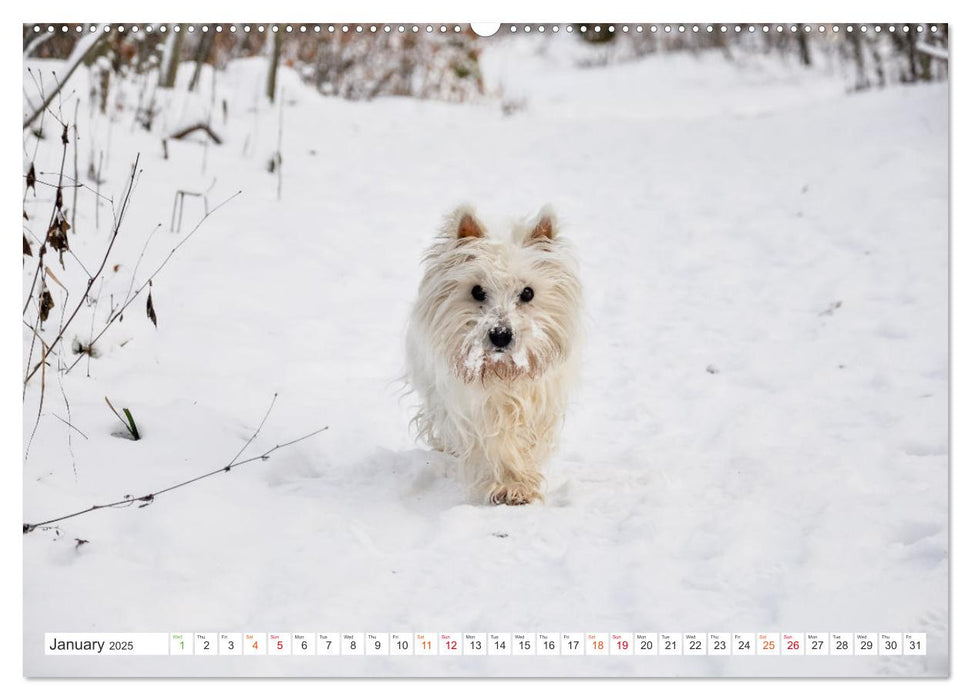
[23, 29, 109, 130]
[24, 156, 141, 386]
[63, 189, 242, 376]
[23, 395, 329, 533]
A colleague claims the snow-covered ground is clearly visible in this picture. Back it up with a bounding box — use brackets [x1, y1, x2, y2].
[22, 36, 948, 677]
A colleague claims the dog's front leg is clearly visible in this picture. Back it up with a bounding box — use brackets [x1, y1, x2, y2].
[478, 440, 544, 506]
[487, 476, 543, 506]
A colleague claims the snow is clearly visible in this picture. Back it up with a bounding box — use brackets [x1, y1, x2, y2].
[22, 36, 948, 677]
[916, 42, 949, 61]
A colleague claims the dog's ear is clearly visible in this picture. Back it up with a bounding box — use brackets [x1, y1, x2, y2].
[451, 206, 486, 239]
[527, 206, 558, 242]
[457, 213, 485, 239]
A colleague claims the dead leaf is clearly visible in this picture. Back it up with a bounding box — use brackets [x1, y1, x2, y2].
[39, 288, 54, 322]
[72, 339, 97, 357]
[104, 396, 122, 422]
[146, 281, 157, 328]
[46, 213, 70, 255]
[44, 265, 67, 292]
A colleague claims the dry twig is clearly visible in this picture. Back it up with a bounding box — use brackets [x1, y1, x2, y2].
[23, 395, 328, 534]
[23, 155, 140, 386]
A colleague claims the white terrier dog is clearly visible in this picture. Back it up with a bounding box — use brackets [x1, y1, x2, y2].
[406, 206, 582, 505]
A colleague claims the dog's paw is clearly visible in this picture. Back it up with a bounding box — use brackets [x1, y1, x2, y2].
[488, 484, 541, 506]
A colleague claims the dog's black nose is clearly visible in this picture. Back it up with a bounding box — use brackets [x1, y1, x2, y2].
[489, 326, 513, 348]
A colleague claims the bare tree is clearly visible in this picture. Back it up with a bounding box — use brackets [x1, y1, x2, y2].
[848, 28, 868, 91]
[188, 29, 215, 92]
[159, 24, 185, 89]
[23, 29, 108, 130]
[797, 25, 811, 66]
[267, 30, 283, 103]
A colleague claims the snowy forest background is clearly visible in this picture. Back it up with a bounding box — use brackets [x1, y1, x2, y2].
[23, 23, 950, 107]
[23, 23, 948, 678]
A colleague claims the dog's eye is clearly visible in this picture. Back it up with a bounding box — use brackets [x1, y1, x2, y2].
[519, 287, 534, 303]
[471, 285, 486, 302]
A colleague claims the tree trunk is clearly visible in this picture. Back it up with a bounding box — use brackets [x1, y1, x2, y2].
[848, 30, 868, 91]
[266, 32, 282, 103]
[903, 26, 919, 82]
[188, 31, 215, 92]
[159, 24, 185, 89]
[797, 26, 811, 66]
[23, 30, 109, 129]
[871, 40, 885, 88]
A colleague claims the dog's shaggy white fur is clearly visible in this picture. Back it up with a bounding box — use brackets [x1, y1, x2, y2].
[406, 206, 582, 505]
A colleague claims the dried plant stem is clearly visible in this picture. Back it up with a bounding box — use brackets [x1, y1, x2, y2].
[36, 171, 114, 205]
[24, 338, 49, 460]
[85, 277, 101, 377]
[22, 123, 69, 319]
[22, 259, 42, 317]
[23, 155, 140, 387]
[23, 124, 71, 398]
[63, 189, 242, 376]
[276, 87, 284, 200]
[71, 99, 79, 234]
[95, 150, 103, 230]
[23, 394, 328, 534]
[23, 30, 108, 130]
[56, 372, 81, 480]
[229, 393, 278, 465]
